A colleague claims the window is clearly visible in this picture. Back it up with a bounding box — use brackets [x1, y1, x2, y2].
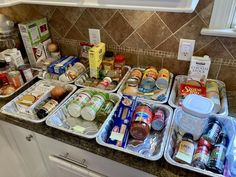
[201, 0, 236, 38]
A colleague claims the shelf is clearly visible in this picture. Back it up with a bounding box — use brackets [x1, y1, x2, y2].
[0, 0, 199, 13]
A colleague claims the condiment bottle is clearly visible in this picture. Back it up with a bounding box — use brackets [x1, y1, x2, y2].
[96, 77, 112, 89]
[207, 132, 228, 174]
[102, 51, 115, 71]
[36, 99, 59, 119]
[114, 54, 125, 71]
[202, 117, 222, 145]
[130, 104, 153, 140]
[192, 137, 212, 169]
[173, 133, 195, 165]
[81, 92, 109, 121]
[206, 81, 221, 113]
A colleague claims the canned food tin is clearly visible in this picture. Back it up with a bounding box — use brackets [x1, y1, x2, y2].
[156, 68, 170, 89]
[130, 69, 142, 81]
[8, 71, 24, 88]
[151, 108, 165, 131]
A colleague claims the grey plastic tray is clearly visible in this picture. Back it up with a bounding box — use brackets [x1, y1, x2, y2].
[75, 66, 131, 93]
[46, 88, 122, 139]
[168, 75, 228, 116]
[0, 80, 77, 123]
[117, 67, 174, 104]
[96, 98, 173, 161]
[164, 108, 236, 177]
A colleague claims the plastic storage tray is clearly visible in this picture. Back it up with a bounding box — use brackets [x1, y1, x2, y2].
[0, 69, 39, 99]
[164, 108, 236, 177]
[96, 98, 173, 161]
[46, 88, 122, 139]
[117, 67, 174, 104]
[75, 66, 131, 93]
[168, 75, 228, 116]
[0, 80, 76, 123]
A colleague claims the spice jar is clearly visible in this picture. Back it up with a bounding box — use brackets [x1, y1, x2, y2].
[192, 137, 212, 169]
[130, 104, 153, 140]
[102, 51, 115, 71]
[173, 133, 195, 164]
[202, 117, 222, 145]
[81, 92, 109, 121]
[96, 77, 112, 90]
[114, 54, 125, 71]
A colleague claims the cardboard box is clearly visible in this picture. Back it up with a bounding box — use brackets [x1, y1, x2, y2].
[88, 42, 105, 78]
[18, 18, 51, 67]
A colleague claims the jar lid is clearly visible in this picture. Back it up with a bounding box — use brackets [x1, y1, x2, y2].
[115, 54, 125, 62]
[198, 137, 212, 149]
[182, 133, 193, 141]
[105, 51, 114, 58]
[182, 94, 214, 118]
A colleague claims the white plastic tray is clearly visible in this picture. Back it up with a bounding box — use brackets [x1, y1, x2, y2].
[117, 67, 174, 104]
[96, 98, 173, 161]
[0, 80, 77, 123]
[46, 88, 122, 139]
[164, 108, 236, 177]
[75, 66, 131, 93]
[168, 75, 228, 116]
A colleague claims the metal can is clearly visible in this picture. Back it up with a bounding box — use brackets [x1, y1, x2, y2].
[139, 67, 158, 92]
[130, 69, 142, 80]
[67, 90, 94, 118]
[155, 68, 170, 89]
[18, 64, 34, 82]
[130, 104, 153, 140]
[81, 92, 109, 121]
[206, 81, 221, 113]
[8, 71, 24, 88]
[151, 108, 165, 131]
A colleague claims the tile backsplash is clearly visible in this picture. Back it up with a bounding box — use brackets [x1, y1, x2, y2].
[1, 0, 236, 90]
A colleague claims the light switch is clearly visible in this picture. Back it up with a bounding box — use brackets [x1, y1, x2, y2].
[178, 39, 195, 61]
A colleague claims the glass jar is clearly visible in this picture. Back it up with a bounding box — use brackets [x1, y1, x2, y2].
[114, 54, 125, 71]
[102, 51, 114, 71]
[0, 60, 10, 87]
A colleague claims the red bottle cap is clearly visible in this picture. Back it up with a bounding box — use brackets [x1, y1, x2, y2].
[198, 137, 212, 149]
[115, 54, 125, 62]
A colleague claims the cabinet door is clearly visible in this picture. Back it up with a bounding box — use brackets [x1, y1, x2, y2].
[0, 124, 27, 177]
[6, 124, 49, 177]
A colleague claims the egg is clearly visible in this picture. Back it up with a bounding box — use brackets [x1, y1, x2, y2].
[51, 86, 66, 100]
[48, 43, 59, 52]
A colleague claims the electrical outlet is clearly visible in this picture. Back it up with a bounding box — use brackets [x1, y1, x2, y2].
[178, 39, 195, 61]
[89, 29, 101, 45]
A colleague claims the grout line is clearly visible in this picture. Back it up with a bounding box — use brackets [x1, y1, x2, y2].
[156, 12, 173, 35]
[119, 11, 154, 48]
[218, 39, 236, 60]
[102, 9, 118, 27]
[194, 38, 216, 54]
[101, 26, 119, 46]
[153, 33, 175, 50]
[216, 60, 223, 79]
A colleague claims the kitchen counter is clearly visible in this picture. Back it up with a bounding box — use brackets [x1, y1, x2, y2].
[0, 88, 235, 177]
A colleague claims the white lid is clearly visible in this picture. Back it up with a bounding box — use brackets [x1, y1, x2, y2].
[182, 94, 214, 118]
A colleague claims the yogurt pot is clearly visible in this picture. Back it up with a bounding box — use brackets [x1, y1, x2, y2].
[177, 94, 215, 140]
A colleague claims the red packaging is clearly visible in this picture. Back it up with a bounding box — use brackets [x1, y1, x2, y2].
[151, 109, 165, 131]
[179, 83, 206, 97]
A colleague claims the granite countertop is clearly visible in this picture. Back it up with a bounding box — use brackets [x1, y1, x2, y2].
[0, 83, 235, 177]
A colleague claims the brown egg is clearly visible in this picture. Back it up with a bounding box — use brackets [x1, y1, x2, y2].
[48, 43, 58, 52]
[51, 86, 66, 100]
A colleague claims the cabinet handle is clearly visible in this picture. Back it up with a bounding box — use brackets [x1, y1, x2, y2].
[55, 153, 88, 168]
[25, 134, 33, 141]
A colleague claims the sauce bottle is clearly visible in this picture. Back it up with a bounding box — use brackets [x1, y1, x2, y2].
[36, 99, 58, 119]
[173, 133, 195, 164]
[207, 132, 228, 174]
[192, 137, 212, 169]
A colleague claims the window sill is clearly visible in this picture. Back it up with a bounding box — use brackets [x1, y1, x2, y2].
[201, 28, 236, 38]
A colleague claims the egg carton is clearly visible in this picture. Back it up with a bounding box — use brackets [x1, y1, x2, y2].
[168, 75, 228, 116]
[46, 88, 122, 139]
[164, 108, 236, 177]
[117, 67, 174, 104]
[0, 80, 76, 123]
[96, 98, 173, 161]
[75, 66, 131, 93]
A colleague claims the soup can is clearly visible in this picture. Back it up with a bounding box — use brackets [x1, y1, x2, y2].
[155, 68, 170, 89]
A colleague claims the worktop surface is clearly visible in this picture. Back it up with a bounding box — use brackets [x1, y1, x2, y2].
[0, 79, 235, 177]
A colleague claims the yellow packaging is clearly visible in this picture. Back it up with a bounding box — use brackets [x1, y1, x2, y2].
[88, 42, 105, 78]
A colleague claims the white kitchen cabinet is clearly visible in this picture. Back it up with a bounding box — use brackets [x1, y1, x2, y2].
[36, 134, 155, 177]
[0, 123, 27, 177]
[0, 121, 49, 177]
[0, 0, 199, 13]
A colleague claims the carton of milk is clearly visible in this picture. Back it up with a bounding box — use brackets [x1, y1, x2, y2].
[187, 55, 211, 86]
[18, 18, 51, 68]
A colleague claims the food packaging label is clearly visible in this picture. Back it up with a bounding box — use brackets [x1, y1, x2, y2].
[179, 83, 206, 97]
